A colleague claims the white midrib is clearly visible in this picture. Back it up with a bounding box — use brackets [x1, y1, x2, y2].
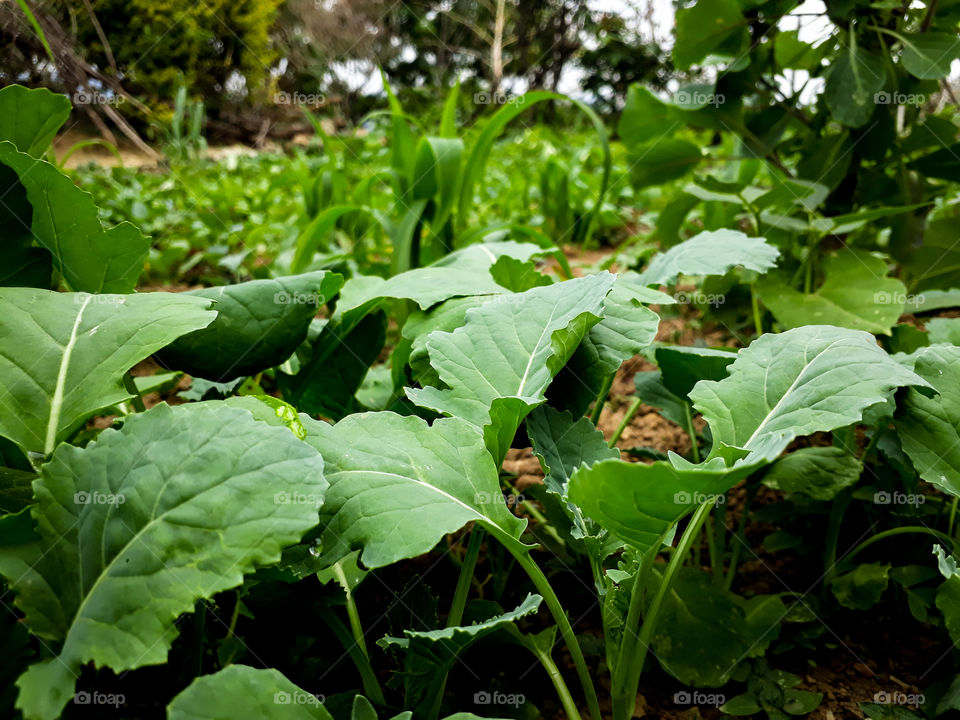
[742, 340, 838, 449]
[45, 295, 92, 455]
[516, 304, 559, 397]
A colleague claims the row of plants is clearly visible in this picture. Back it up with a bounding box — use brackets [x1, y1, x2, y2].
[2, 75, 960, 720]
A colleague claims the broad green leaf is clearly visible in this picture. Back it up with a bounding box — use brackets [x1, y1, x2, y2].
[403, 296, 490, 387]
[637, 230, 780, 286]
[829, 563, 890, 610]
[896, 345, 960, 496]
[618, 85, 676, 148]
[303, 412, 528, 569]
[335, 267, 505, 319]
[568, 455, 762, 554]
[900, 216, 960, 291]
[407, 273, 616, 462]
[927, 318, 960, 345]
[548, 273, 664, 415]
[279, 312, 387, 419]
[167, 665, 331, 720]
[0, 85, 71, 156]
[0, 162, 51, 288]
[756, 249, 906, 335]
[489, 255, 552, 292]
[0, 142, 150, 293]
[892, 32, 960, 79]
[411, 136, 463, 231]
[633, 370, 689, 427]
[673, 0, 749, 70]
[775, 29, 822, 69]
[650, 569, 785, 686]
[0, 288, 215, 455]
[527, 405, 619, 540]
[761, 447, 862, 501]
[431, 241, 549, 271]
[628, 139, 703, 189]
[378, 595, 542, 714]
[823, 40, 885, 128]
[1, 403, 327, 720]
[690, 325, 929, 462]
[655, 345, 737, 401]
[155, 272, 343, 382]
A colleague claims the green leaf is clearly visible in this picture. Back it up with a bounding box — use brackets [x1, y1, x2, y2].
[690, 325, 928, 462]
[335, 267, 506, 319]
[527, 405, 619, 538]
[618, 85, 676, 148]
[0, 142, 150, 293]
[378, 595, 542, 714]
[407, 273, 616, 462]
[762, 447, 862, 501]
[0, 288, 216, 455]
[0, 162, 51, 288]
[638, 230, 780, 286]
[569, 455, 763, 554]
[896, 345, 960, 497]
[908, 143, 960, 182]
[0, 402, 326, 720]
[0, 85, 71, 156]
[548, 273, 664, 415]
[167, 665, 331, 720]
[756, 249, 906, 335]
[720, 693, 763, 715]
[628, 139, 703, 189]
[650, 569, 785, 686]
[829, 563, 890, 610]
[656, 345, 737, 401]
[927, 318, 960, 345]
[674, 0, 749, 70]
[279, 312, 387, 419]
[155, 272, 343, 381]
[303, 412, 528, 569]
[823, 40, 885, 128]
[893, 32, 960, 79]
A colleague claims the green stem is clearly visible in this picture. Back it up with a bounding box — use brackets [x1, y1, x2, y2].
[510, 547, 598, 720]
[317, 606, 385, 704]
[750, 283, 764, 337]
[519, 632, 583, 720]
[429, 527, 485, 720]
[951, 498, 959, 539]
[705, 513, 722, 583]
[840, 526, 958, 569]
[613, 502, 714, 720]
[683, 403, 700, 463]
[609, 396, 642, 448]
[334, 564, 369, 661]
[448, 527, 484, 626]
[590, 373, 615, 426]
[123, 372, 146, 413]
[823, 490, 852, 583]
[611, 546, 657, 709]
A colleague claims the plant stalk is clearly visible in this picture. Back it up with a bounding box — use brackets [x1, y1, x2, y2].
[590, 373, 615, 426]
[683, 403, 700, 463]
[608, 396, 642, 448]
